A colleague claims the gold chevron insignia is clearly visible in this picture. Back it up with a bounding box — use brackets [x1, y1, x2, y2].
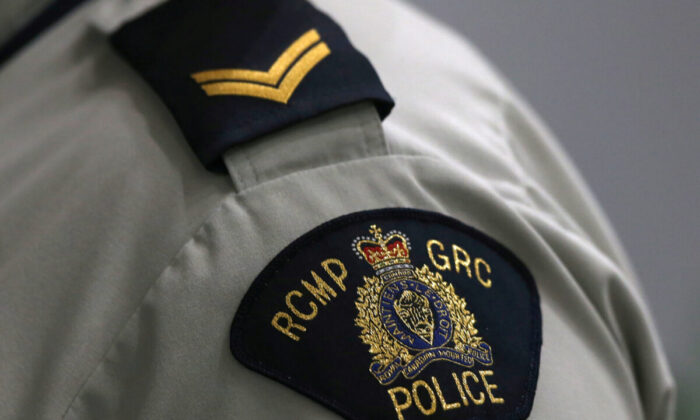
[191, 29, 331, 103]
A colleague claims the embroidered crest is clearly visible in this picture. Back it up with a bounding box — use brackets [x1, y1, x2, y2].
[230, 208, 542, 419]
[354, 225, 493, 385]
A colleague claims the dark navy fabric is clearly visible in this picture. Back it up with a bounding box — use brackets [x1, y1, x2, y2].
[232, 208, 542, 420]
[0, 0, 91, 68]
[111, 0, 394, 173]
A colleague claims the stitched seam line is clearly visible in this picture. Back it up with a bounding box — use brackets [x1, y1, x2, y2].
[60, 198, 230, 419]
[60, 154, 436, 418]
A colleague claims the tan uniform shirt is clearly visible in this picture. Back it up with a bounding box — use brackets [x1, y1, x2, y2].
[0, 0, 674, 418]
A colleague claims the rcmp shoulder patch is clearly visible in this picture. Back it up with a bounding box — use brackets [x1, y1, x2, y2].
[110, 0, 393, 172]
[231, 208, 542, 420]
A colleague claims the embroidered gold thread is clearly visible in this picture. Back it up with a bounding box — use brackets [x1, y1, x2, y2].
[451, 372, 470, 406]
[191, 29, 321, 84]
[452, 244, 472, 278]
[411, 380, 437, 415]
[431, 376, 461, 411]
[479, 370, 505, 404]
[191, 29, 330, 103]
[475, 257, 492, 288]
[269, 258, 348, 342]
[270, 312, 306, 341]
[387, 387, 412, 420]
[285, 290, 318, 321]
[301, 271, 337, 306]
[200, 42, 329, 102]
[425, 239, 494, 289]
[426, 239, 451, 271]
[321, 258, 348, 291]
[461, 371, 486, 405]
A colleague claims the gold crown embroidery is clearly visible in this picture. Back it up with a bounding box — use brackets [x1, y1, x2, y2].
[353, 225, 494, 385]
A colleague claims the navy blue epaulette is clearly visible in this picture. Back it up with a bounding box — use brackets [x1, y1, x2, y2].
[111, 0, 394, 172]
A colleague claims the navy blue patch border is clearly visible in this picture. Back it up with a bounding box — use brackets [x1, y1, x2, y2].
[231, 207, 542, 420]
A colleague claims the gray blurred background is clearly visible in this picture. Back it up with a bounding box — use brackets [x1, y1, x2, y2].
[403, 0, 699, 418]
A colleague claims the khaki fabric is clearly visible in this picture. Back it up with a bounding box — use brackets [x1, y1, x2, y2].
[0, 0, 54, 45]
[0, 0, 674, 419]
